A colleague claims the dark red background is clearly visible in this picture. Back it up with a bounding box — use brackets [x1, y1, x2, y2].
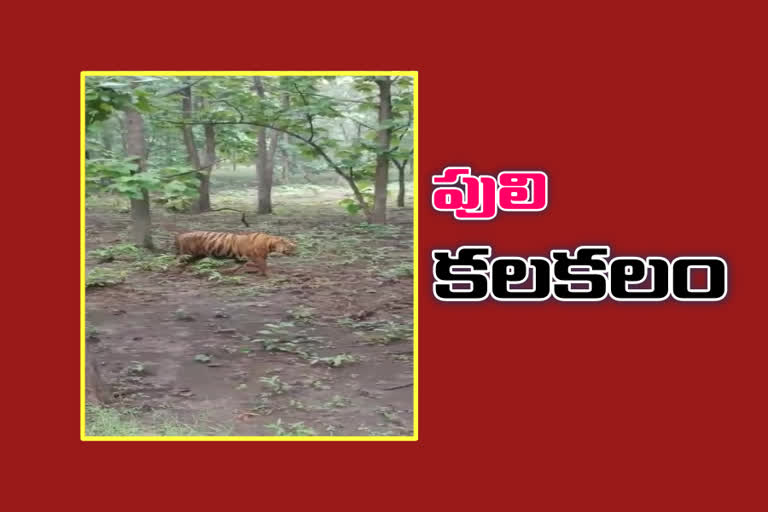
[9, 2, 767, 508]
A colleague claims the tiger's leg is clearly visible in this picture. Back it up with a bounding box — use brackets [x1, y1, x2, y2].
[221, 262, 248, 275]
[220, 255, 250, 275]
[244, 257, 268, 276]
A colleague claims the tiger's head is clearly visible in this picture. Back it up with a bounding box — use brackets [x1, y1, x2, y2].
[268, 236, 297, 256]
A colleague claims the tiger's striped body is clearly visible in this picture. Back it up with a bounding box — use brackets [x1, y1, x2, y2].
[174, 231, 297, 276]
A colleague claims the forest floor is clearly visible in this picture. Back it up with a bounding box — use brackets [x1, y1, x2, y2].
[84, 178, 414, 437]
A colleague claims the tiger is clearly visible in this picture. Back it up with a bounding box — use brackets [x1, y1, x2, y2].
[174, 231, 297, 276]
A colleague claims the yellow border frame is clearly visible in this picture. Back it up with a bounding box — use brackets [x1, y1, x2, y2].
[81, 71, 418, 442]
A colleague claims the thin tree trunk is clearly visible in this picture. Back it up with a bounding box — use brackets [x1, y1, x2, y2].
[180, 85, 204, 213]
[397, 162, 406, 207]
[252, 77, 272, 214]
[257, 127, 270, 213]
[181, 86, 201, 169]
[280, 147, 294, 184]
[117, 115, 128, 154]
[371, 77, 392, 223]
[391, 113, 412, 209]
[270, 93, 290, 186]
[123, 107, 154, 249]
[267, 128, 280, 187]
[198, 123, 215, 212]
[267, 93, 288, 184]
[101, 126, 114, 157]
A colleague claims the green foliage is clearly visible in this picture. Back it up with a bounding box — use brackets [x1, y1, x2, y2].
[217, 126, 256, 165]
[310, 353, 357, 367]
[88, 243, 143, 263]
[85, 77, 205, 212]
[153, 167, 201, 211]
[338, 198, 362, 215]
[286, 306, 315, 323]
[88, 244, 177, 275]
[134, 254, 176, 272]
[324, 395, 352, 409]
[85, 268, 127, 288]
[86, 158, 200, 210]
[338, 186, 377, 215]
[85, 74, 414, 219]
[259, 376, 287, 394]
[191, 258, 242, 284]
[85, 403, 227, 436]
[338, 315, 413, 345]
[381, 263, 413, 279]
[85, 86, 133, 126]
[192, 257, 229, 271]
[265, 418, 318, 436]
[84, 77, 159, 127]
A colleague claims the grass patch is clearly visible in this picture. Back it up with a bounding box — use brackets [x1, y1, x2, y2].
[85, 403, 229, 436]
[191, 258, 243, 285]
[133, 254, 177, 272]
[380, 263, 413, 279]
[88, 243, 144, 263]
[309, 353, 357, 367]
[286, 305, 316, 324]
[88, 243, 177, 273]
[259, 375, 288, 394]
[324, 395, 352, 409]
[264, 418, 318, 436]
[339, 315, 413, 345]
[85, 268, 127, 288]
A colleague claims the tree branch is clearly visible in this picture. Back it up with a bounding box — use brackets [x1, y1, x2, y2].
[265, 85, 373, 105]
[380, 382, 412, 391]
[208, 208, 250, 227]
[332, 108, 375, 130]
[163, 159, 222, 179]
[158, 118, 372, 216]
[293, 83, 315, 143]
[160, 77, 206, 97]
[212, 99, 245, 123]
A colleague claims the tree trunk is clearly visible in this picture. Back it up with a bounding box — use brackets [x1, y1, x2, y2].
[266, 128, 280, 188]
[371, 77, 393, 223]
[180, 86, 201, 169]
[252, 77, 272, 214]
[280, 147, 295, 184]
[257, 126, 270, 213]
[180, 86, 204, 213]
[197, 123, 215, 212]
[123, 107, 154, 249]
[117, 115, 128, 154]
[397, 162, 406, 207]
[269, 94, 289, 186]
[267, 93, 287, 182]
[101, 126, 114, 157]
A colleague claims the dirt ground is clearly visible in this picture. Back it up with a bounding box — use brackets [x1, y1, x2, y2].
[85, 185, 414, 437]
